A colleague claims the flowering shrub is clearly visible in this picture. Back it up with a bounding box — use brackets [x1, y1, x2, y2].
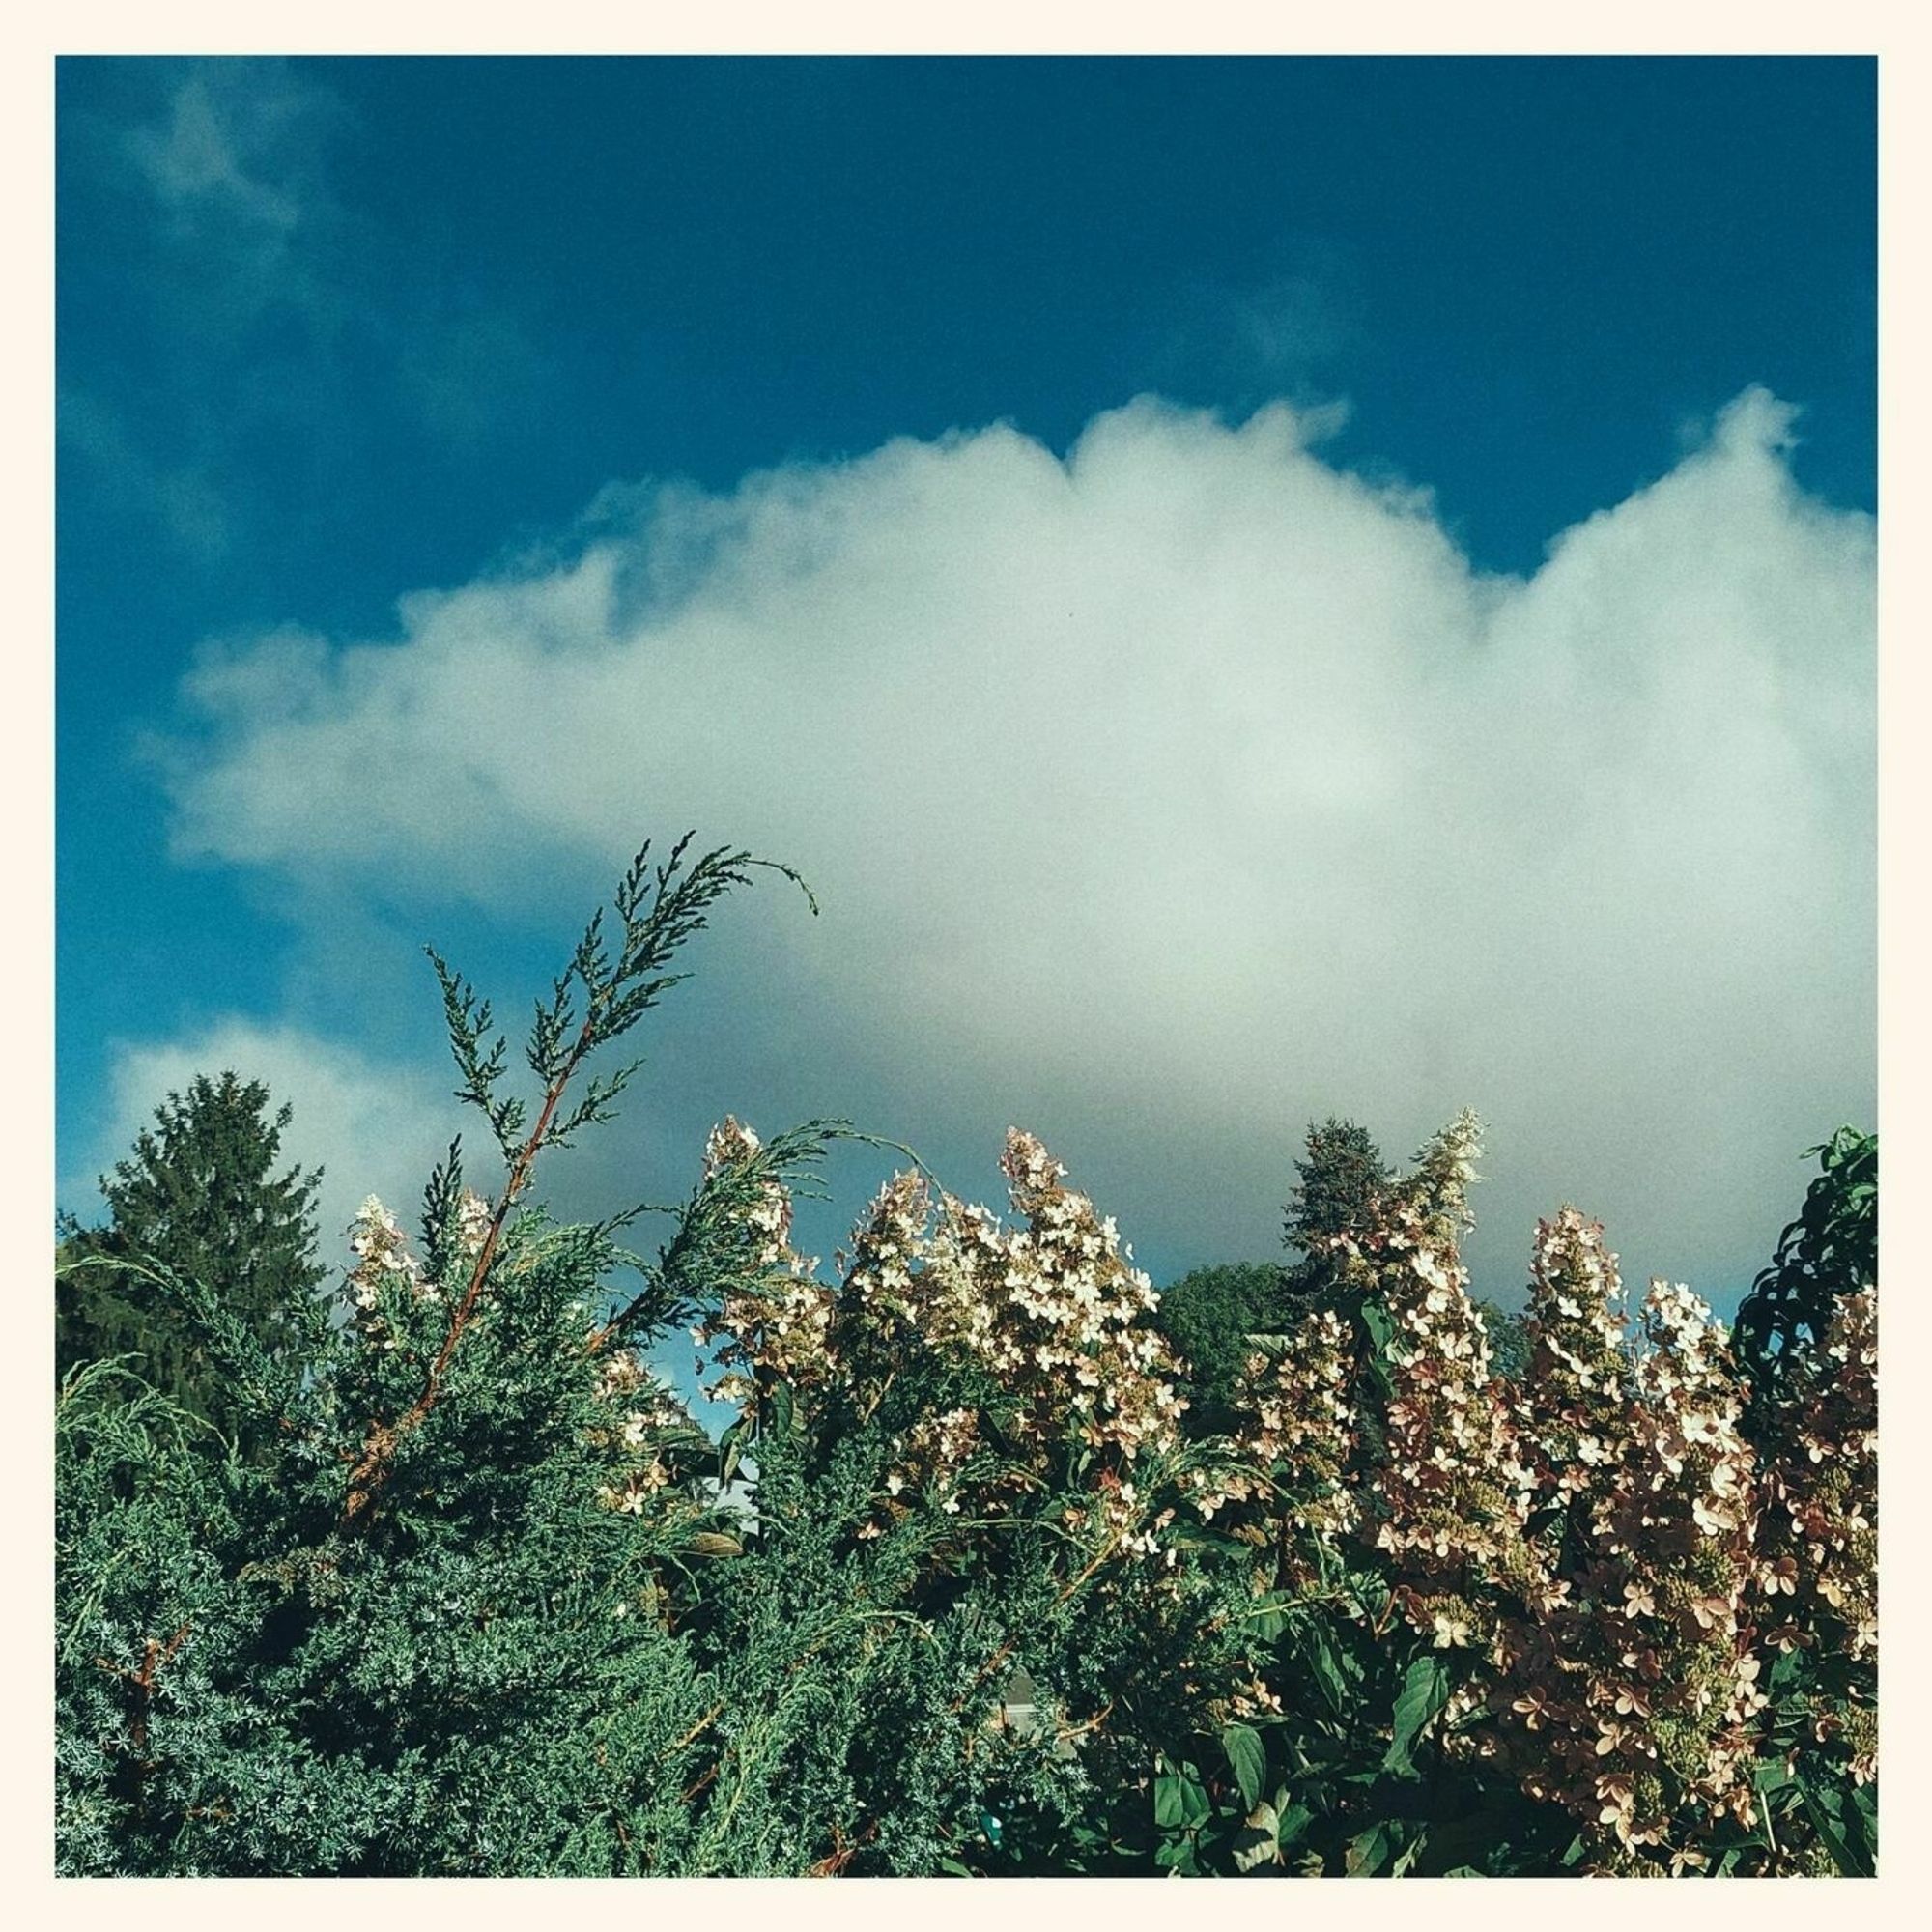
[1112, 1125, 1878, 1876]
[53, 836, 1877, 1876]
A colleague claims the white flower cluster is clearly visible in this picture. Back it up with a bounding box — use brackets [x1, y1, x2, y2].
[344, 1195, 440, 1349]
[589, 1347, 704, 1520]
[696, 1117, 836, 1406]
[1751, 1283, 1878, 1790]
[699, 1122, 1190, 1562]
[1492, 1217, 1768, 1863]
[1217, 1308, 1359, 1558]
[1352, 1122, 1537, 1633]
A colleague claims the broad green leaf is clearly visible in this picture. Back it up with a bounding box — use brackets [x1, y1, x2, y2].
[1799, 1774, 1871, 1876]
[1851, 1781, 1878, 1868]
[1275, 1801, 1314, 1851]
[1155, 1764, 1210, 1833]
[1346, 1819, 1405, 1876]
[765, 1378, 794, 1442]
[1222, 1722, 1266, 1812]
[1230, 1801, 1279, 1874]
[1295, 1617, 1350, 1717]
[1383, 1652, 1452, 1776]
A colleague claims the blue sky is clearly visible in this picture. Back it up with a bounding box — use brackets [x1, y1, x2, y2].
[59, 56, 1875, 1320]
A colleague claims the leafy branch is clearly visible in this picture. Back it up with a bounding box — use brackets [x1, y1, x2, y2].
[340, 834, 814, 1527]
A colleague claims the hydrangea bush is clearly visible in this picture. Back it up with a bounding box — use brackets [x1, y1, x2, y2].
[54, 838, 1877, 1875]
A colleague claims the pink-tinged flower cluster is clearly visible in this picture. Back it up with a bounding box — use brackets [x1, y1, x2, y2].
[1203, 1131, 1875, 1873]
[831, 1169, 952, 1400]
[970, 1129, 1188, 1466]
[345, 1195, 440, 1350]
[590, 1346, 694, 1513]
[852, 1130, 1189, 1554]
[699, 1122, 1190, 1561]
[1490, 1214, 1766, 1867]
[1750, 1284, 1878, 1797]
[695, 1118, 837, 1408]
[1337, 1118, 1536, 1645]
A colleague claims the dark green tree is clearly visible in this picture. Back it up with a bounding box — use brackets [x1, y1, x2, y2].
[1732, 1128, 1876, 1435]
[1470, 1298, 1531, 1382]
[1155, 1263, 1288, 1438]
[1280, 1119, 1393, 1316]
[56, 1073, 326, 1450]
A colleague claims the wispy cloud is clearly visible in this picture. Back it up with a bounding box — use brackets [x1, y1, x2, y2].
[122, 60, 345, 315]
[156, 389, 1875, 1300]
[63, 60, 560, 570]
[1122, 238, 1359, 410]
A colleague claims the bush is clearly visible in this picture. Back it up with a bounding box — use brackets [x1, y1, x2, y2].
[54, 836, 1878, 1875]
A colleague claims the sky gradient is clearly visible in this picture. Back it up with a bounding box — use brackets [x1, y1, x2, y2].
[59, 56, 1876, 1323]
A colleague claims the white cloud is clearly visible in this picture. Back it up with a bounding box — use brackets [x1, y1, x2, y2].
[158, 390, 1875, 1300]
[71, 1021, 458, 1274]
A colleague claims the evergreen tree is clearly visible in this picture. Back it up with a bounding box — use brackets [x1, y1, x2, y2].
[56, 1073, 326, 1450]
[1470, 1298, 1531, 1382]
[51, 843, 1881, 1877]
[1280, 1118, 1392, 1314]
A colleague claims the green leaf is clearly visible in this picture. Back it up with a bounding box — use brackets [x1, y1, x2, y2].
[1294, 1617, 1350, 1718]
[1230, 1801, 1280, 1874]
[1360, 1299, 1398, 1397]
[1346, 1819, 1405, 1876]
[1390, 1829, 1427, 1878]
[1274, 1801, 1313, 1850]
[1799, 1773, 1872, 1876]
[1222, 1722, 1266, 1812]
[1851, 1781, 1878, 1866]
[764, 1378, 794, 1442]
[1383, 1652, 1452, 1776]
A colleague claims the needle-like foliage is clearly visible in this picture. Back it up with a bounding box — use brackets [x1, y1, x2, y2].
[53, 835, 1878, 1876]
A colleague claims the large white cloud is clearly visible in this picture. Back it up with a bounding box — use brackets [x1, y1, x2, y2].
[158, 390, 1875, 1302]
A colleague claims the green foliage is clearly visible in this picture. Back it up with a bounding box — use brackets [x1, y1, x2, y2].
[1733, 1127, 1876, 1427]
[1154, 1263, 1286, 1437]
[1282, 1119, 1391, 1304]
[56, 1072, 326, 1455]
[52, 838, 1879, 1878]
